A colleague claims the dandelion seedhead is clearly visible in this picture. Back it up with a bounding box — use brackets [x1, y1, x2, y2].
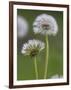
[33, 14, 58, 36]
[21, 39, 45, 57]
[17, 16, 29, 38]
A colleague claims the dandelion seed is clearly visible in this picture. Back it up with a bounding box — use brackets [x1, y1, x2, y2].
[51, 74, 63, 79]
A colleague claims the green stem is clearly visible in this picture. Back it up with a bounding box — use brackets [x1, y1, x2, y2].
[44, 35, 49, 79]
[34, 56, 38, 79]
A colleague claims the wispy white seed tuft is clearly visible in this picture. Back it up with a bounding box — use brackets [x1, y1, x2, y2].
[33, 14, 58, 36]
[21, 39, 45, 57]
[17, 16, 28, 38]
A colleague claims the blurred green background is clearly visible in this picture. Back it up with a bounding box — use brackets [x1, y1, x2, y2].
[17, 9, 63, 80]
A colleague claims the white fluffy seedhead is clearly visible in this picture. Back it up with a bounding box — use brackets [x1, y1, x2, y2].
[17, 16, 29, 38]
[33, 14, 58, 36]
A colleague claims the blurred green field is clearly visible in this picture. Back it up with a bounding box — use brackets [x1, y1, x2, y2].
[17, 9, 63, 80]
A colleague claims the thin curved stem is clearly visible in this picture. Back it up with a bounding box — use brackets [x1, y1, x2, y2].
[34, 56, 38, 79]
[44, 35, 49, 79]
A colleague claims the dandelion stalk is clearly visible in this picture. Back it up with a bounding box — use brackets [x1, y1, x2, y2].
[44, 35, 49, 79]
[34, 56, 38, 79]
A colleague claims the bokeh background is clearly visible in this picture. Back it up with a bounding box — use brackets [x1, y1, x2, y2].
[17, 9, 63, 80]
